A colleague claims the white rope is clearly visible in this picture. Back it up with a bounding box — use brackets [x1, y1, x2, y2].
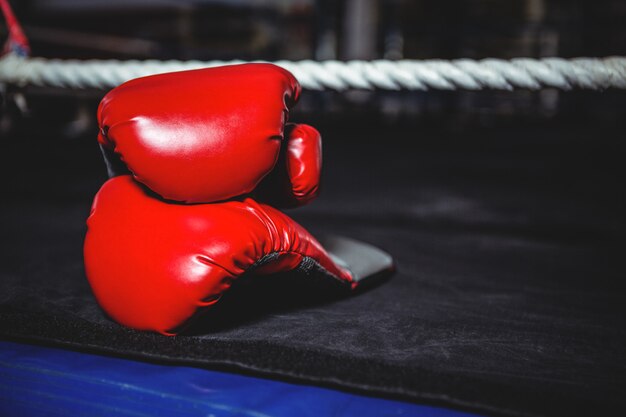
[1, 54, 625, 91]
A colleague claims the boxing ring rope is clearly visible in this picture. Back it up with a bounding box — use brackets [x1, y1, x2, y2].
[1, 0, 625, 92]
[1, 54, 626, 91]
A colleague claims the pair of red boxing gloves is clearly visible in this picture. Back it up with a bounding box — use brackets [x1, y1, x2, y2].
[84, 63, 392, 335]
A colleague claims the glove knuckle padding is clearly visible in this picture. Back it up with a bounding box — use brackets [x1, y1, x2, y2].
[84, 176, 352, 335]
[97, 63, 301, 203]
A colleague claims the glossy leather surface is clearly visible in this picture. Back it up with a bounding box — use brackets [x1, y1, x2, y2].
[83, 175, 353, 335]
[97, 63, 303, 203]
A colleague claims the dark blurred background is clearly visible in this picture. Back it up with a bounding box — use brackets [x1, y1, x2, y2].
[1, 0, 626, 139]
[5, 0, 626, 61]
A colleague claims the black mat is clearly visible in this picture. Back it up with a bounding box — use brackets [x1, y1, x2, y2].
[1, 121, 625, 417]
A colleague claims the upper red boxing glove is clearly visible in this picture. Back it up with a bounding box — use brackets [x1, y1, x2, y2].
[83, 175, 354, 335]
[97, 63, 321, 205]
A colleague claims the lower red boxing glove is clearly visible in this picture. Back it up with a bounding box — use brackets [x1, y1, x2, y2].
[83, 175, 354, 335]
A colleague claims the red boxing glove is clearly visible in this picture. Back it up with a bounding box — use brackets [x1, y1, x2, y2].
[84, 176, 354, 335]
[97, 63, 320, 206]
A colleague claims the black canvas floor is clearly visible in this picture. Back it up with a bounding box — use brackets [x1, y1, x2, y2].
[1, 121, 625, 417]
